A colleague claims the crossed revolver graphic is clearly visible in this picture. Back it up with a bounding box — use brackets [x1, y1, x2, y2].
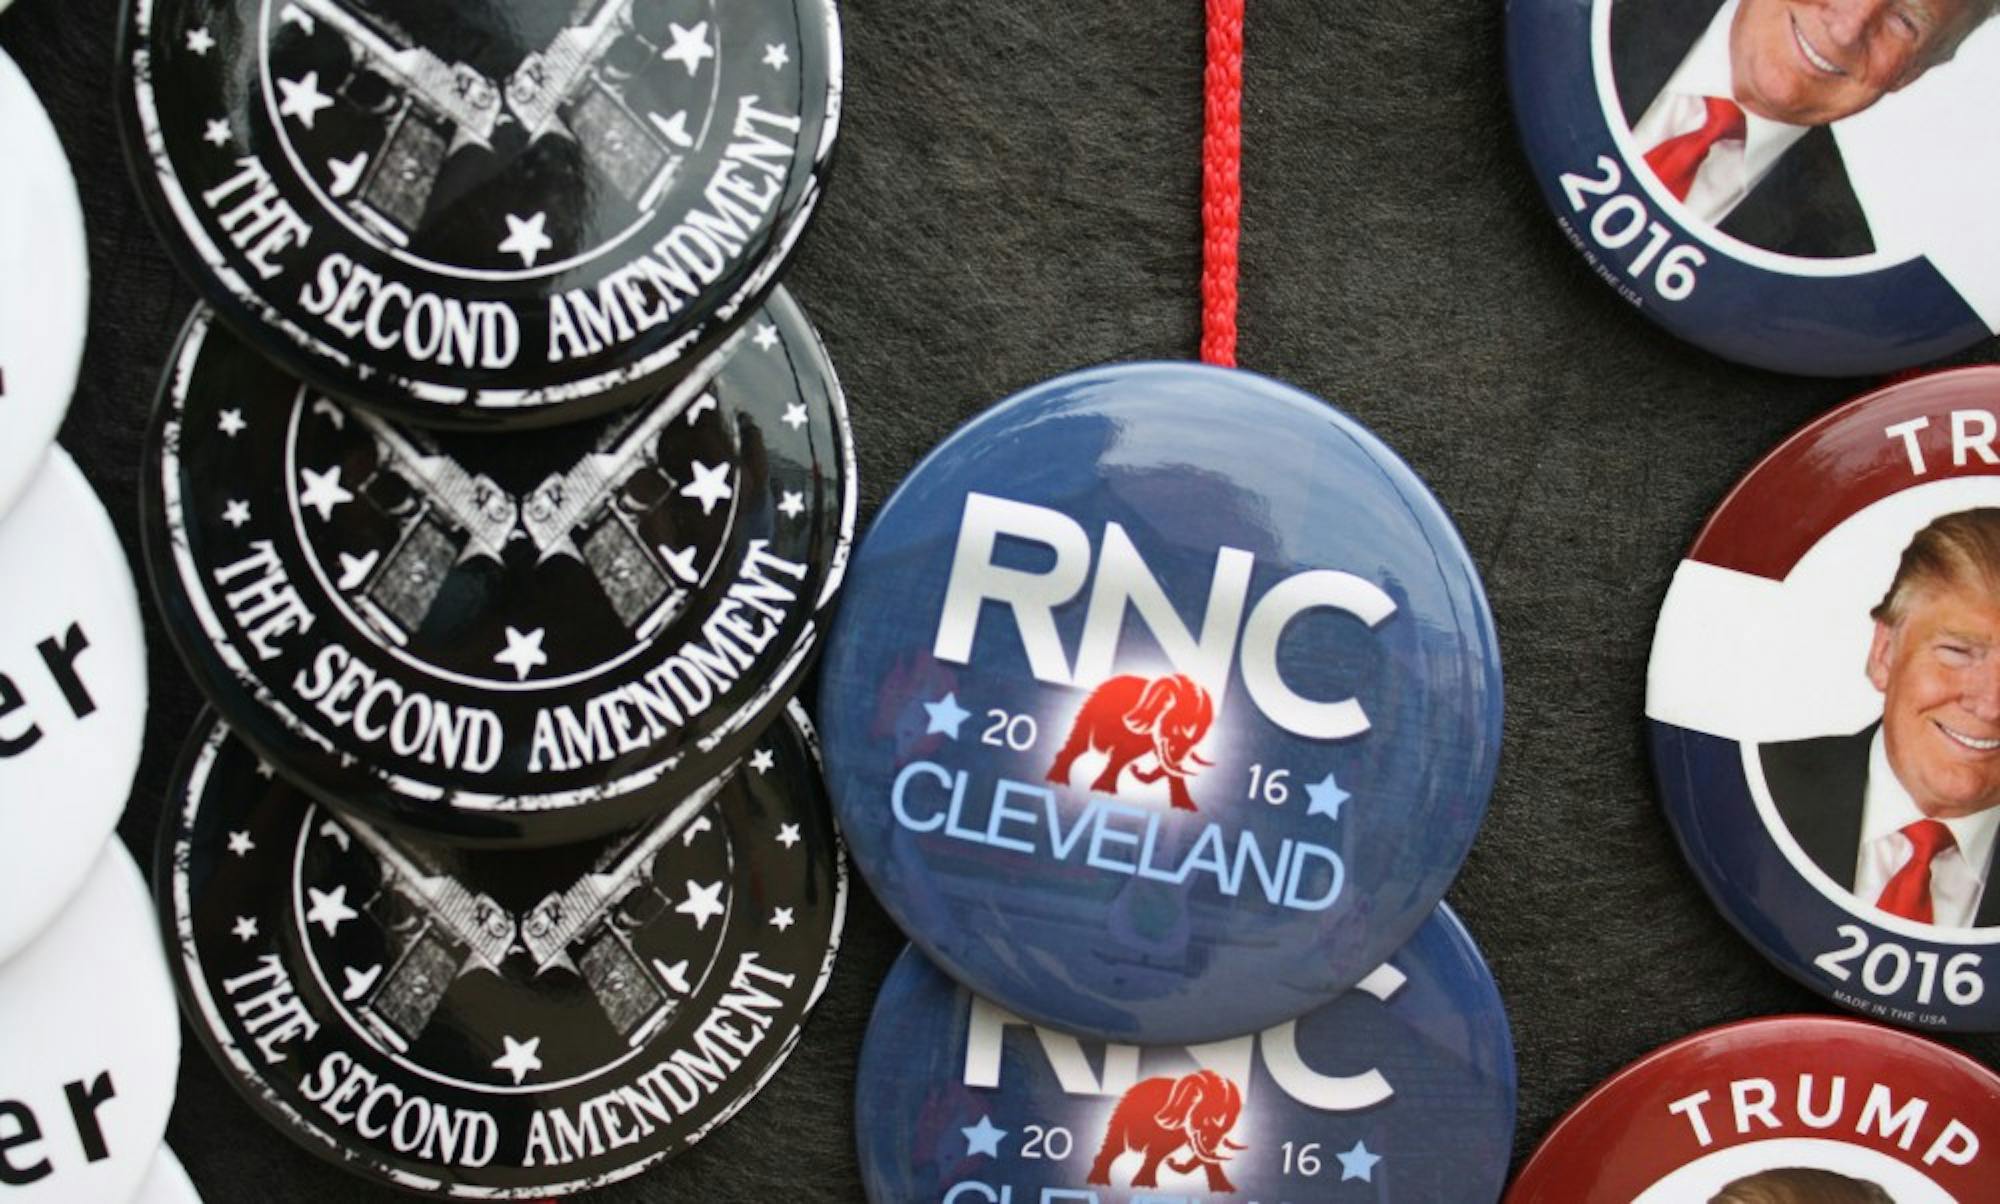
[284, 0, 695, 239]
[323, 397, 720, 643]
[330, 805, 719, 1054]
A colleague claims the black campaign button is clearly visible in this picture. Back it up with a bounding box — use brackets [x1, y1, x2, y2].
[140, 291, 852, 845]
[158, 707, 846, 1195]
[1509, 0, 2000, 375]
[119, 0, 839, 427]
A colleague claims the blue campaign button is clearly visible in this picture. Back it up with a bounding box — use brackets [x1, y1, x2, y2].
[1508, 0, 2000, 376]
[816, 362, 1502, 1042]
[854, 906, 1516, 1203]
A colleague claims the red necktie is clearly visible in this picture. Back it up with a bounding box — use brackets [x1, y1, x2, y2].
[1875, 820, 1956, 924]
[1645, 96, 1746, 202]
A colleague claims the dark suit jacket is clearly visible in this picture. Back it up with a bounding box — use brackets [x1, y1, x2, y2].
[1761, 724, 2000, 928]
[1609, 0, 1876, 258]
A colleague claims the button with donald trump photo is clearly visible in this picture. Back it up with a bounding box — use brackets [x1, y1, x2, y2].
[855, 904, 1516, 1204]
[1650, 367, 2000, 1030]
[1505, 1015, 1998, 1203]
[815, 362, 1503, 1043]
[1509, 0, 2000, 375]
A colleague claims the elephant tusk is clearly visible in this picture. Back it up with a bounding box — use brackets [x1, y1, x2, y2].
[1188, 750, 1215, 767]
[1223, 1138, 1247, 1151]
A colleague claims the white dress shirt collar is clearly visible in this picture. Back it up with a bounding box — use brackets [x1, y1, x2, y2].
[1859, 728, 2000, 926]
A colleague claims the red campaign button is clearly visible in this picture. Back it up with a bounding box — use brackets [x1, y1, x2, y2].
[1507, 1016, 2000, 1203]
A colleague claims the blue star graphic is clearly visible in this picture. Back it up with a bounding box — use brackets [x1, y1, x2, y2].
[924, 692, 972, 739]
[1336, 1139, 1381, 1182]
[1305, 771, 1351, 821]
[962, 1114, 1007, 1158]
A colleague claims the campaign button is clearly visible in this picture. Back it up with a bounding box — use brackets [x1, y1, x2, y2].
[140, 292, 852, 845]
[158, 704, 845, 1195]
[132, 1148, 202, 1204]
[817, 362, 1503, 1043]
[1507, 1015, 1999, 1202]
[1649, 367, 2000, 1029]
[0, 449, 148, 965]
[118, 0, 839, 427]
[1508, 0, 2000, 375]
[0, 844, 180, 1202]
[856, 905, 1516, 1204]
[0, 49, 88, 519]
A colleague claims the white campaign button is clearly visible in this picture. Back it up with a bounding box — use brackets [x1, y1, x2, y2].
[130, 1147, 201, 1204]
[0, 449, 147, 965]
[0, 845, 179, 1202]
[0, 49, 87, 521]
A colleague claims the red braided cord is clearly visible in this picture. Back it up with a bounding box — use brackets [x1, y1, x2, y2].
[1201, 0, 1244, 367]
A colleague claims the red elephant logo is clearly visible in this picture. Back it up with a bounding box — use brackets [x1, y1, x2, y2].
[1047, 674, 1216, 811]
[1086, 1070, 1247, 1192]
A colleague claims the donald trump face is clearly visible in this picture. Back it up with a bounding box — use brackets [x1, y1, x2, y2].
[1867, 510, 2000, 821]
[1729, 0, 1990, 126]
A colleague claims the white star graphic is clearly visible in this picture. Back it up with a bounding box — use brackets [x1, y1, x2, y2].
[497, 211, 552, 268]
[276, 72, 335, 130]
[781, 402, 808, 431]
[653, 958, 691, 994]
[775, 823, 801, 849]
[255, 760, 275, 779]
[680, 460, 733, 515]
[770, 907, 795, 932]
[661, 22, 714, 75]
[232, 915, 258, 942]
[305, 885, 358, 936]
[223, 499, 251, 528]
[227, 830, 255, 857]
[763, 43, 791, 70]
[218, 408, 246, 436]
[924, 692, 971, 739]
[649, 108, 693, 148]
[777, 491, 805, 519]
[297, 465, 355, 521]
[337, 550, 377, 590]
[491, 1036, 544, 1085]
[752, 323, 779, 351]
[203, 118, 230, 147]
[749, 748, 775, 773]
[494, 626, 549, 682]
[675, 879, 726, 930]
[186, 26, 216, 55]
[659, 543, 699, 583]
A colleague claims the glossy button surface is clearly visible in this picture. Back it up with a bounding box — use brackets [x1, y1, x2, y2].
[120, 0, 840, 426]
[1650, 368, 2000, 1030]
[857, 906, 1516, 1204]
[818, 362, 1503, 1042]
[1507, 1016, 2000, 1202]
[159, 706, 845, 1196]
[1509, 0, 2000, 375]
[0, 450, 148, 965]
[0, 48, 87, 518]
[0, 845, 180, 1203]
[142, 293, 852, 845]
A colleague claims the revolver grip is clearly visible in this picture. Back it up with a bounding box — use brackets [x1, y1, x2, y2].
[582, 515, 673, 633]
[366, 514, 462, 635]
[565, 82, 674, 208]
[366, 925, 461, 1047]
[577, 925, 669, 1044]
[361, 107, 449, 237]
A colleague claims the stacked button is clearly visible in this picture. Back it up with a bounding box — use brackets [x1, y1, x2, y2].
[116, 1, 852, 1194]
[0, 46, 190, 1204]
[1650, 367, 2000, 1031]
[816, 361, 1517, 1198]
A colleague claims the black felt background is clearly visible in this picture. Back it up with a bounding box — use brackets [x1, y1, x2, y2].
[5, 0, 1998, 1199]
